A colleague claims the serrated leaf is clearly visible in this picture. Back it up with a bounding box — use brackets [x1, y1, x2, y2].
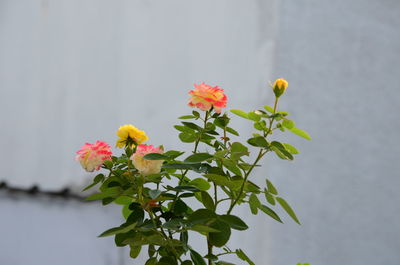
[276, 197, 300, 224]
[289, 128, 311, 140]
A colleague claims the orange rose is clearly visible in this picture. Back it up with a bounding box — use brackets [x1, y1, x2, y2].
[188, 83, 227, 113]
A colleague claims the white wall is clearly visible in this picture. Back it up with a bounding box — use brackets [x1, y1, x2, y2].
[1, 0, 400, 265]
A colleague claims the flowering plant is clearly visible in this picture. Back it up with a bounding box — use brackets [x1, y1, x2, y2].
[76, 80, 310, 265]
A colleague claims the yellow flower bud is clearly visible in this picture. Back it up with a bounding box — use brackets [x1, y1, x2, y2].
[272, 78, 288, 98]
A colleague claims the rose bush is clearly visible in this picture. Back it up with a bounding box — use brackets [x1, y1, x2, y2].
[77, 80, 311, 265]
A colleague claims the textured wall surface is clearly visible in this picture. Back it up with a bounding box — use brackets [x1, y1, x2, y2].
[1, 0, 400, 265]
[266, 1, 400, 265]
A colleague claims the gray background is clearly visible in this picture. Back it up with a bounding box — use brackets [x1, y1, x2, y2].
[1, 0, 399, 264]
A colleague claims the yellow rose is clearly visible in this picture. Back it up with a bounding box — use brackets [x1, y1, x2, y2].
[116, 124, 148, 148]
[272, 78, 288, 98]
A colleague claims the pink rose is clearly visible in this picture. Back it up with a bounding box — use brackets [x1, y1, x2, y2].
[130, 145, 164, 176]
[76, 141, 112, 172]
[188, 82, 227, 113]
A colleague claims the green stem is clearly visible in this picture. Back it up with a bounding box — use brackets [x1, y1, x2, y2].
[207, 239, 213, 265]
[226, 97, 279, 215]
[148, 211, 182, 262]
[171, 111, 210, 207]
[226, 149, 266, 215]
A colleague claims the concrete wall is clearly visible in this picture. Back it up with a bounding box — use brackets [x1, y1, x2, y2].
[1, 0, 400, 265]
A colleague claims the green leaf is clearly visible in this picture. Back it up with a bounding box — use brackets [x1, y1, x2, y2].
[235, 249, 255, 265]
[172, 199, 188, 216]
[98, 222, 137, 237]
[259, 204, 282, 223]
[103, 160, 113, 169]
[82, 173, 105, 191]
[130, 245, 141, 258]
[114, 195, 133, 205]
[164, 150, 185, 159]
[203, 174, 241, 190]
[122, 204, 132, 219]
[247, 136, 269, 148]
[249, 194, 260, 214]
[174, 125, 195, 133]
[214, 116, 230, 128]
[189, 178, 211, 191]
[266, 179, 278, 195]
[276, 197, 300, 224]
[162, 163, 201, 170]
[263, 105, 274, 113]
[231, 142, 248, 153]
[179, 115, 196, 119]
[226, 127, 239, 136]
[200, 191, 215, 210]
[219, 215, 248, 230]
[282, 143, 299, 154]
[282, 119, 295, 129]
[204, 254, 218, 261]
[209, 220, 231, 247]
[190, 249, 207, 265]
[230, 109, 249, 119]
[179, 132, 197, 143]
[216, 262, 236, 265]
[182, 261, 193, 265]
[264, 189, 276, 205]
[247, 111, 261, 121]
[190, 225, 220, 233]
[188, 209, 217, 225]
[270, 141, 294, 160]
[85, 187, 122, 201]
[145, 257, 158, 265]
[184, 153, 213, 163]
[222, 159, 243, 176]
[182, 121, 202, 131]
[289, 128, 311, 140]
[149, 189, 162, 199]
[143, 153, 169, 160]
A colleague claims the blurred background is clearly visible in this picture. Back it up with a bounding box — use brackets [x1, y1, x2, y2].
[1, 0, 399, 264]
